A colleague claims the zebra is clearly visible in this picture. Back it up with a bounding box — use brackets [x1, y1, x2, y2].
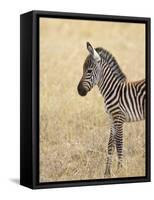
[77, 42, 145, 177]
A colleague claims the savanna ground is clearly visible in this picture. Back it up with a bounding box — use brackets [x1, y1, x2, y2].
[39, 18, 145, 182]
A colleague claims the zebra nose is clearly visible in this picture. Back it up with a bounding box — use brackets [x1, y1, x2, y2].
[77, 83, 87, 96]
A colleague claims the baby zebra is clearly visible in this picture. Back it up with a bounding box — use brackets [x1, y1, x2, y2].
[77, 42, 145, 177]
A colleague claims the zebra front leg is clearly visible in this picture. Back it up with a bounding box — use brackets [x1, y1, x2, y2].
[115, 122, 123, 172]
[104, 126, 115, 177]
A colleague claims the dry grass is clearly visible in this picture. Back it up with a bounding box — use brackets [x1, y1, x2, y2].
[39, 18, 145, 182]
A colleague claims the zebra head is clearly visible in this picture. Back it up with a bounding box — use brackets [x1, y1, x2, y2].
[77, 42, 101, 96]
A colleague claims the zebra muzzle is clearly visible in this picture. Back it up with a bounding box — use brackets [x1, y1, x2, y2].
[77, 82, 87, 96]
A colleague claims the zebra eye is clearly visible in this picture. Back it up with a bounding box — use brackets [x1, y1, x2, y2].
[87, 69, 92, 73]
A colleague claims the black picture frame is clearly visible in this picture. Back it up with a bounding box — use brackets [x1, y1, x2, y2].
[20, 10, 151, 189]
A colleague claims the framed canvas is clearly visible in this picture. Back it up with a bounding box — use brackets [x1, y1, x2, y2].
[20, 10, 151, 189]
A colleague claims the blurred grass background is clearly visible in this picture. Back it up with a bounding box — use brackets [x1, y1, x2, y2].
[39, 18, 145, 182]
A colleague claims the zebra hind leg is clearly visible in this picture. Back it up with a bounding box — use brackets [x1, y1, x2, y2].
[115, 123, 123, 173]
[104, 127, 115, 177]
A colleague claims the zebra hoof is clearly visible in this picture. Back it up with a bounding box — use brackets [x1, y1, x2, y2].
[117, 162, 122, 170]
[104, 168, 111, 178]
[116, 162, 123, 174]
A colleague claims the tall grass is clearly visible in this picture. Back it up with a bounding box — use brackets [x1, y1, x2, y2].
[39, 18, 145, 182]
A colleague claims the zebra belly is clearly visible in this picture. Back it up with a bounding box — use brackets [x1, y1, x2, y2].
[123, 111, 144, 122]
[119, 101, 145, 122]
[119, 83, 145, 122]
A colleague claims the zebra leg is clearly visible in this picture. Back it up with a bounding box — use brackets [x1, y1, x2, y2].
[115, 122, 123, 171]
[104, 126, 115, 177]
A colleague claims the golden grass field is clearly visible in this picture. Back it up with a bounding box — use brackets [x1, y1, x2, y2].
[39, 18, 145, 182]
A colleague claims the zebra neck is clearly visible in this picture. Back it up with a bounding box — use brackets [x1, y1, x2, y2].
[97, 65, 125, 99]
[95, 47, 126, 99]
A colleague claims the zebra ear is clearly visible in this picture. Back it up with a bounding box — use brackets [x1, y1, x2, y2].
[86, 42, 101, 62]
[87, 42, 94, 55]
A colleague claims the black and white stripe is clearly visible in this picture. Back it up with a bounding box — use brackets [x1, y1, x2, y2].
[77, 42, 145, 177]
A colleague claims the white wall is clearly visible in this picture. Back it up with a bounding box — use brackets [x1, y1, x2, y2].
[0, 0, 153, 199]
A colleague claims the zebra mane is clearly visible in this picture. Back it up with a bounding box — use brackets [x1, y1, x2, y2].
[95, 47, 126, 80]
